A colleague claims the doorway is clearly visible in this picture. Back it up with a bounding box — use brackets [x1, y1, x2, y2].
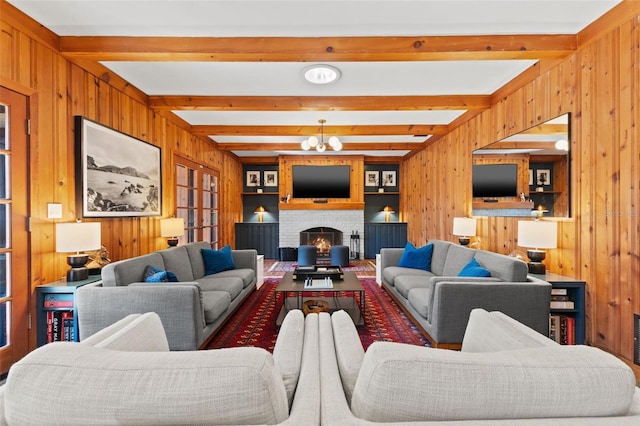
[0, 87, 30, 374]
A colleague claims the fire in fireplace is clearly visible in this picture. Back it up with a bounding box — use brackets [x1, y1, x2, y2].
[300, 227, 343, 258]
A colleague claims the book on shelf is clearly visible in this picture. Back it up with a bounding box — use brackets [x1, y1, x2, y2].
[551, 288, 568, 296]
[43, 297, 74, 308]
[47, 310, 74, 343]
[550, 300, 575, 309]
[549, 314, 575, 345]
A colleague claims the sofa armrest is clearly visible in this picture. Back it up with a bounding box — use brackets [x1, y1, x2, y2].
[232, 249, 257, 272]
[81, 312, 170, 352]
[430, 280, 551, 344]
[462, 308, 559, 353]
[0, 385, 6, 426]
[76, 282, 205, 351]
[380, 248, 404, 270]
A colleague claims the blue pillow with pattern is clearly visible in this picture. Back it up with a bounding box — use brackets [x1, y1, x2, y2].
[143, 265, 178, 283]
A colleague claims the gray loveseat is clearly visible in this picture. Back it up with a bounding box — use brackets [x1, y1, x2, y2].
[380, 239, 551, 348]
[77, 241, 257, 350]
[320, 308, 640, 424]
[1, 310, 320, 425]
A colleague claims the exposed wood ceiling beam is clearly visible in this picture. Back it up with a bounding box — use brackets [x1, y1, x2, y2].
[215, 142, 425, 151]
[191, 124, 448, 136]
[59, 35, 576, 62]
[149, 95, 491, 111]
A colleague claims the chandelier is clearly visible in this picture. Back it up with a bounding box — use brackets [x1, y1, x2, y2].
[301, 119, 342, 152]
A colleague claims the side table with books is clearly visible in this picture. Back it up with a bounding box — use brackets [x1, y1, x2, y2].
[532, 272, 586, 345]
[35, 276, 102, 346]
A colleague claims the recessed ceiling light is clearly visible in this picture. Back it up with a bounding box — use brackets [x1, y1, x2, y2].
[303, 65, 341, 85]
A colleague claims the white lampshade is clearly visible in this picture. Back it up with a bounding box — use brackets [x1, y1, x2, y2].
[160, 217, 184, 238]
[452, 217, 476, 237]
[517, 220, 557, 249]
[55, 222, 101, 253]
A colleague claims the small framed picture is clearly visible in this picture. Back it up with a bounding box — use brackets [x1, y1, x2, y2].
[536, 169, 551, 186]
[382, 170, 397, 187]
[264, 170, 278, 187]
[529, 169, 534, 186]
[365, 171, 379, 187]
[246, 171, 260, 187]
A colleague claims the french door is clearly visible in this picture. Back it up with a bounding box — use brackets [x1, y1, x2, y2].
[0, 87, 30, 374]
[175, 157, 219, 248]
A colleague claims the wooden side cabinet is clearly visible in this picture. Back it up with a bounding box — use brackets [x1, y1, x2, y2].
[235, 223, 280, 259]
[35, 276, 101, 346]
[364, 223, 407, 259]
[533, 272, 586, 345]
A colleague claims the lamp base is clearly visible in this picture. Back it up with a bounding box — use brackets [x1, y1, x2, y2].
[66, 254, 89, 282]
[167, 238, 179, 247]
[67, 267, 89, 282]
[458, 237, 470, 246]
[526, 249, 546, 274]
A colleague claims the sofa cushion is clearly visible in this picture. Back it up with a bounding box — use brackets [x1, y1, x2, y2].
[382, 266, 434, 287]
[474, 249, 528, 282]
[201, 290, 231, 324]
[207, 268, 256, 289]
[398, 242, 433, 271]
[395, 275, 431, 299]
[350, 342, 637, 422]
[101, 252, 165, 287]
[4, 343, 290, 425]
[441, 243, 476, 276]
[201, 245, 236, 275]
[158, 246, 195, 281]
[331, 310, 365, 405]
[183, 241, 213, 279]
[425, 239, 453, 276]
[272, 309, 305, 407]
[458, 258, 491, 277]
[143, 265, 179, 283]
[197, 276, 243, 300]
[407, 287, 432, 320]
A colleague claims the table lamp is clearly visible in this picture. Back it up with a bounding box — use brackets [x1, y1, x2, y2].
[452, 217, 476, 246]
[254, 205, 266, 223]
[55, 221, 101, 281]
[382, 205, 395, 222]
[160, 217, 185, 247]
[517, 220, 557, 274]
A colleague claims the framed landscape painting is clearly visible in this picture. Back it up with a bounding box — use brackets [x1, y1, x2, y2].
[75, 116, 162, 217]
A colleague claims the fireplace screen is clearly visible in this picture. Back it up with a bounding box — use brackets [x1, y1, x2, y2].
[300, 227, 343, 258]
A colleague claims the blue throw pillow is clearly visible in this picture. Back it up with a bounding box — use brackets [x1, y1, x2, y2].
[398, 242, 434, 271]
[201, 245, 235, 275]
[143, 265, 178, 283]
[458, 258, 491, 277]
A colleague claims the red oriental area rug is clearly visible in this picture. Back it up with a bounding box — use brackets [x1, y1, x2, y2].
[205, 277, 431, 352]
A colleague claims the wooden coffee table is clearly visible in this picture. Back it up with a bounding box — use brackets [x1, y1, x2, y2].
[275, 270, 365, 325]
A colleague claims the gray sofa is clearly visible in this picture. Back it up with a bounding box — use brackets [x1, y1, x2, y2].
[77, 241, 257, 350]
[0, 310, 320, 425]
[381, 239, 551, 348]
[320, 308, 640, 424]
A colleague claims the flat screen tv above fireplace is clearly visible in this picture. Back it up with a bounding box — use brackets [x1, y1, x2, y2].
[292, 165, 351, 199]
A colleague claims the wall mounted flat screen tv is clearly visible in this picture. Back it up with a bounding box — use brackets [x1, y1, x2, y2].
[472, 164, 518, 198]
[292, 165, 351, 199]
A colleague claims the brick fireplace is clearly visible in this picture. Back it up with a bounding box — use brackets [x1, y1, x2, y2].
[279, 209, 364, 259]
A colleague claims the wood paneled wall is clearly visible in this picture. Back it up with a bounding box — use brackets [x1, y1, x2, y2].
[0, 12, 244, 288]
[401, 13, 640, 368]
